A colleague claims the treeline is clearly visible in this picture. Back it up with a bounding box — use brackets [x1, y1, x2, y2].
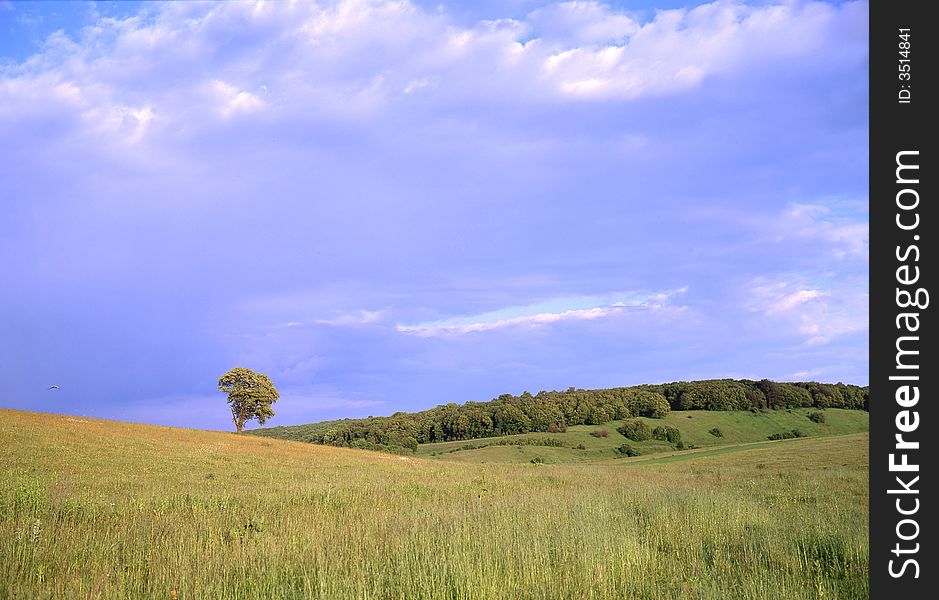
[647, 379, 868, 412]
[250, 379, 868, 453]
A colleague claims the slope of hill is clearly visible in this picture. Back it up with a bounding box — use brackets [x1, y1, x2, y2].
[1, 408, 868, 599]
[416, 408, 869, 463]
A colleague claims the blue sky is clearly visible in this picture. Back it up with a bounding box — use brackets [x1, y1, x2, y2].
[0, 0, 868, 430]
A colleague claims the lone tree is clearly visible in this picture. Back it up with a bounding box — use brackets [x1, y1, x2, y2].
[218, 367, 280, 433]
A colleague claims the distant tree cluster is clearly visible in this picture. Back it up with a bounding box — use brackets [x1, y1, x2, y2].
[640, 379, 868, 412]
[304, 388, 670, 453]
[249, 379, 868, 453]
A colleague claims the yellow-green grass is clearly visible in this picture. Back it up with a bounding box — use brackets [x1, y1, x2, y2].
[1, 409, 868, 599]
[416, 408, 869, 463]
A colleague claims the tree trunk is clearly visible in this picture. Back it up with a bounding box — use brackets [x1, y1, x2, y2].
[234, 416, 244, 433]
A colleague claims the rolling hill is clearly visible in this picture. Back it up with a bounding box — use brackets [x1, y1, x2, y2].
[250, 378, 869, 457]
[416, 408, 869, 463]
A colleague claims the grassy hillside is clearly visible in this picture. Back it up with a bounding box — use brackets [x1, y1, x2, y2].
[416, 408, 869, 463]
[1, 409, 868, 599]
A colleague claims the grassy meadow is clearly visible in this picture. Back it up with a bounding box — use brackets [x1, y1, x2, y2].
[1, 408, 868, 599]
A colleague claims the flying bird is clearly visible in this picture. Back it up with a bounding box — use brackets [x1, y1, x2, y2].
[47, 385, 61, 390]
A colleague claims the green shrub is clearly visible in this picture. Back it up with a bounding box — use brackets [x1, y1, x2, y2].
[447, 443, 487, 453]
[492, 437, 566, 448]
[708, 428, 723, 437]
[652, 425, 681, 444]
[616, 444, 640, 457]
[808, 411, 825, 423]
[768, 429, 807, 441]
[617, 419, 651, 441]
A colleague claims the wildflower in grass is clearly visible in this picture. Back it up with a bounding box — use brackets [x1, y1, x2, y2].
[30, 519, 41, 543]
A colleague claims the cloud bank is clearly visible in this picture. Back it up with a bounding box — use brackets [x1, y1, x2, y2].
[0, 1, 868, 429]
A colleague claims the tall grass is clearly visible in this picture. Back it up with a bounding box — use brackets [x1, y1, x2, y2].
[0, 409, 868, 599]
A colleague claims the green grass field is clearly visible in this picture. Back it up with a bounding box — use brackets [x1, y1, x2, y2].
[0, 408, 868, 599]
[416, 408, 869, 464]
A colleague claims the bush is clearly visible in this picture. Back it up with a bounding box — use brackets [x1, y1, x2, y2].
[445, 443, 487, 454]
[590, 429, 609, 438]
[652, 425, 681, 444]
[530, 457, 544, 464]
[708, 428, 723, 437]
[574, 443, 586, 450]
[808, 411, 826, 423]
[768, 429, 807, 441]
[617, 419, 651, 441]
[616, 444, 640, 457]
[492, 437, 566, 448]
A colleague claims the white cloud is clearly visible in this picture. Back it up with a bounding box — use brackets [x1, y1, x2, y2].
[778, 203, 869, 258]
[398, 305, 616, 335]
[765, 288, 827, 314]
[745, 275, 866, 345]
[211, 80, 265, 119]
[687, 199, 868, 262]
[0, 0, 868, 150]
[397, 288, 686, 336]
[315, 310, 386, 326]
[527, 2, 640, 46]
[786, 368, 826, 379]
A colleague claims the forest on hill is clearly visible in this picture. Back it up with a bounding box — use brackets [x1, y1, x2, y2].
[251, 379, 869, 454]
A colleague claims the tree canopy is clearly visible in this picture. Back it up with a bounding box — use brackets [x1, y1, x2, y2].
[218, 367, 280, 433]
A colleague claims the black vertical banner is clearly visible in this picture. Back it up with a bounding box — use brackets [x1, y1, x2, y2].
[870, 0, 934, 597]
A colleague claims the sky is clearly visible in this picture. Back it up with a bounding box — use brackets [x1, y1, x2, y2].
[0, 0, 869, 431]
